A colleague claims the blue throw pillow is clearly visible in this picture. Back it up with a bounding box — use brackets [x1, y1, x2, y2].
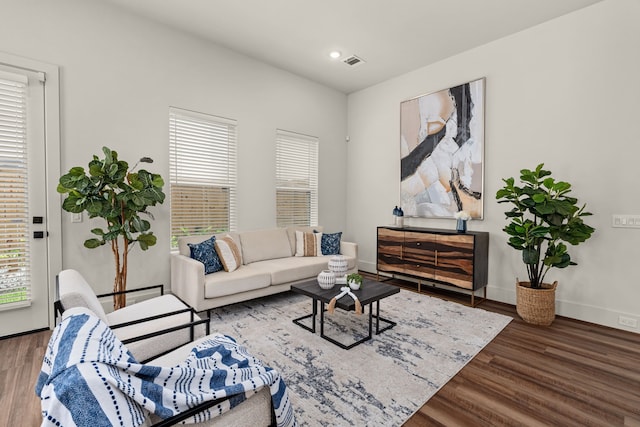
[321, 232, 342, 255]
[188, 236, 223, 274]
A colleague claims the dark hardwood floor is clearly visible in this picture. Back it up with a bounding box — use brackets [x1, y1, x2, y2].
[394, 280, 640, 427]
[3, 277, 639, 426]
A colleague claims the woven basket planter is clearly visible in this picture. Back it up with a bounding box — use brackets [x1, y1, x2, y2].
[516, 280, 558, 326]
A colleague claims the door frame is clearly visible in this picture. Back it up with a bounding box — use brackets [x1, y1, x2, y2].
[0, 51, 62, 330]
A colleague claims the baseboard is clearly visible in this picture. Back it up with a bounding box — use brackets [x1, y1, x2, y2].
[359, 260, 639, 334]
[485, 284, 639, 333]
[358, 261, 377, 274]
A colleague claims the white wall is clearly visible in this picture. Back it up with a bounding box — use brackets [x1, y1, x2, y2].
[347, 0, 640, 332]
[0, 0, 347, 295]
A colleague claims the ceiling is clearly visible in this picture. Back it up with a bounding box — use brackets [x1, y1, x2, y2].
[100, 0, 603, 94]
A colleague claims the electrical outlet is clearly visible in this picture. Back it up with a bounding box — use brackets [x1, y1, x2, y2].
[618, 316, 638, 328]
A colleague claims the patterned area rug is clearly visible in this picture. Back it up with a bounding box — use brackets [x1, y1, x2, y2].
[208, 289, 511, 427]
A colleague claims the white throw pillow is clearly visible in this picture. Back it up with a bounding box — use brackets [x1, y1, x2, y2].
[295, 230, 323, 257]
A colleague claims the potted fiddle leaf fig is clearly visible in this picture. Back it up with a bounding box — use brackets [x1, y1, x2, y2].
[496, 164, 595, 325]
[57, 146, 165, 309]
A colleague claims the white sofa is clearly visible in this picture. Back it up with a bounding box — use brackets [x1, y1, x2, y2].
[171, 226, 358, 313]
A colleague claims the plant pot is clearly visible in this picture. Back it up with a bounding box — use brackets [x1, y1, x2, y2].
[348, 280, 361, 291]
[516, 280, 558, 326]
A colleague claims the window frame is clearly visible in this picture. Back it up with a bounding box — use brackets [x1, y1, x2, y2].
[275, 129, 319, 228]
[169, 107, 238, 250]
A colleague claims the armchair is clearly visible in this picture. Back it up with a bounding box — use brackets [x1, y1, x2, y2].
[37, 306, 283, 426]
[55, 268, 208, 362]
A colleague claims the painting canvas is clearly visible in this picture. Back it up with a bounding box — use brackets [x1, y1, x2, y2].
[400, 78, 485, 219]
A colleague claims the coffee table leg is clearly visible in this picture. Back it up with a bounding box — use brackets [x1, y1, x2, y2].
[312, 298, 317, 333]
[292, 297, 319, 333]
[373, 299, 397, 334]
[368, 303, 373, 338]
[320, 301, 325, 336]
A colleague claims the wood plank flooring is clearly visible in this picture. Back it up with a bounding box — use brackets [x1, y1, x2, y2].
[0, 327, 50, 427]
[2, 279, 639, 426]
[397, 281, 640, 427]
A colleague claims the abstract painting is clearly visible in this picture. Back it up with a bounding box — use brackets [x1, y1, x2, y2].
[400, 78, 485, 219]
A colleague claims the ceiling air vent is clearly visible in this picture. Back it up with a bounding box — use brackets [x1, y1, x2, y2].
[343, 55, 365, 67]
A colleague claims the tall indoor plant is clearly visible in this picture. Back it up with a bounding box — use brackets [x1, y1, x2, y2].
[58, 146, 165, 309]
[496, 164, 595, 325]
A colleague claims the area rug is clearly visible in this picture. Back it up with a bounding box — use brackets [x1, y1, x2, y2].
[208, 289, 511, 427]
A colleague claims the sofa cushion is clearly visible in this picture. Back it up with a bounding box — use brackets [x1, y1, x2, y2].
[204, 264, 272, 299]
[240, 228, 292, 264]
[321, 231, 342, 255]
[260, 255, 352, 285]
[295, 231, 322, 257]
[215, 235, 242, 272]
[188, 236, 223, 274]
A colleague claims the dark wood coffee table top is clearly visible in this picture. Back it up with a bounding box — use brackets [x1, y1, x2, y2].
[291, 278, 400, 311]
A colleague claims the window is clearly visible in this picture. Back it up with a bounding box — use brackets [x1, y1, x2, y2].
[169, 108, 237, 249]
[275, 129, 318, 227]
[0, 71, 29, 305]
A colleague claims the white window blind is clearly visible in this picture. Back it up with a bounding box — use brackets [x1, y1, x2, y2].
[0, 71, 29, 305]
[169, 108, 237, 249]
[276, 129, 318, 227]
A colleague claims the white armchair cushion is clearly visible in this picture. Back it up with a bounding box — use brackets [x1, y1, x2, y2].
[57, 269, 108, 323]
[58, 268, 205, 362]
[106, 294, 205, 362]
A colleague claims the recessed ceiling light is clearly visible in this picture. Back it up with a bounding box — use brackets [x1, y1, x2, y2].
[329, 51, 341, 59]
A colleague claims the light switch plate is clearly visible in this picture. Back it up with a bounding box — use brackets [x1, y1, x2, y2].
[612, 214, 640, 228]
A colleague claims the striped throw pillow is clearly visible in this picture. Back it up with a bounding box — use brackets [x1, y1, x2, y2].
[214, 235, 243, 272]
[295, 230, 322, 257]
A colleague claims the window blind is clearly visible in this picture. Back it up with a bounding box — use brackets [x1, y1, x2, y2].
[0, 71, 30, 305]
[275, 129, 318, 227]
[169, 108, 237, 249]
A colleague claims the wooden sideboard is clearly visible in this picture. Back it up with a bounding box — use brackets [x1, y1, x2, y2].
[376, 226, 489, 306]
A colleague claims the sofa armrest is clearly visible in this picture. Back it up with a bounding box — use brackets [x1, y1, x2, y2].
[171, 253, 206, 311]
[340, 241, 358, 259]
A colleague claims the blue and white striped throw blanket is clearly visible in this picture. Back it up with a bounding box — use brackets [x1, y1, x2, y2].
[35, 308, 296, 427]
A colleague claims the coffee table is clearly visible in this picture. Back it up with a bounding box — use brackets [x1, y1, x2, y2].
[291, 278, 400, 349]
